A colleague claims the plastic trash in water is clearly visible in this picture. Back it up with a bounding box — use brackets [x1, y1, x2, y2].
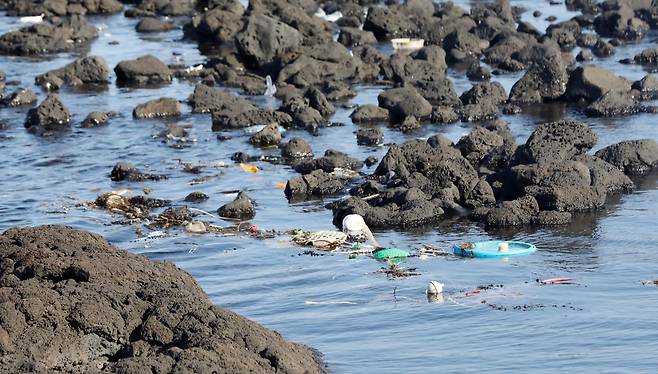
[185, 221, 207, 234]
[373, 247, 410, 261]
[185, 64, 204, 74]
[540, 277, 575, 284]
[453, 241, 537, 258]
[293, 230, 348, 249]
[391, 38, 425, 52]
[264, 75, 277, 96]
[239, 163, 259, 173]
[427, 281, 444, 295]
[314, 8, 343, 22]
[19, 14, 44, 24]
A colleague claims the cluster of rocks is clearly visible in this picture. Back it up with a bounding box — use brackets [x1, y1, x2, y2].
[4, 0, 658, 137]
[0, 225, 325, 373]
[323, 119, 658, 230]
[0, 0, 123, 16]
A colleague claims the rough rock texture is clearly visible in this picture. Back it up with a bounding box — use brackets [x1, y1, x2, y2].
[565, 65, 631, 101]
[114, 55, 172, 85]
[484, 195, 539, 227]
[0, 16, 97, 55]
[36, 56, 110, 90]
[250, 123, 282, 146]
[110, 162, 167, 182]
[189, 84, 242, 114]
[133, 98, 181, 119]
[285, 169, 345, 198]
[514, 120, 598, 164]
[184, 1, 245, 44]
[509, 49, 568, 103]
[235, 14, 301, 67]
[356, 127, 384, 146]
[184, 191, 209, 202]
[0, 225, 324, 373]
[82, 111, 112, 128]
[585, 90, 639, 117]
[217, 192, 256, 219]
[350, 105, 390, 123]
[128, 0, 196, 16]
[0, 0, 123, 16]
[338, 27, 377, 47]
[595, 139, 658, 176]
[136, 17, 176, 33]
[1, 88, 37, 107]
[294, 150, 363, 174]
[24, 94, 71, 135]
[377, 86, 432, 120]
[281, 137, 313, 159]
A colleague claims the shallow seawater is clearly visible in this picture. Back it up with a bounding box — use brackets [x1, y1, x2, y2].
[1, 1, 658, 373]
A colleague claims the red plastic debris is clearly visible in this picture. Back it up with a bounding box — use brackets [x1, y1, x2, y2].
[540, 277, 575, 284]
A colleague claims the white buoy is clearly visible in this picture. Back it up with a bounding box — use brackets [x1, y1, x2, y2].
[19, 13, 44, 24]
[427, 281, 444, 295]
[498, 242, 509, 252]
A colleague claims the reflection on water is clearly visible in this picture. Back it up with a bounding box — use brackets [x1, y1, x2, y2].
[1, 1, 658, 372]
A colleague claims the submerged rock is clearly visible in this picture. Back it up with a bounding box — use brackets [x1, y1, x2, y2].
[110, 162, 167, 182]
[82, 111, 113, 128]
[281, 137, 313, 159]
[217, 191, 255, 219]
[0, 225, 324, 373]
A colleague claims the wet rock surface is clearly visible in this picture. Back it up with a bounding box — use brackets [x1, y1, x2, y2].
[110, 162, 167, 182]
[36, 56, 110, 90]
[114, 55, 172, 85]
[24, 94, 71, 135]
[0, 225, 325, 373]
[0, 16, 97, 55]
[133, 98, 181, 119]
[1, 87, 37, 107]
[217, 191, 256, 220]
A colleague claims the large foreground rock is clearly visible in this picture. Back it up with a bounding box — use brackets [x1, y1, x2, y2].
[0, 225, 324, 373]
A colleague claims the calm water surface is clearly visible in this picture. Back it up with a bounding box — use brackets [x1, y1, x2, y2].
[1, 1, 658, 373]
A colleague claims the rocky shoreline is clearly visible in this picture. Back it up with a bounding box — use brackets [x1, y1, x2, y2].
[0, 225, 326, 373]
